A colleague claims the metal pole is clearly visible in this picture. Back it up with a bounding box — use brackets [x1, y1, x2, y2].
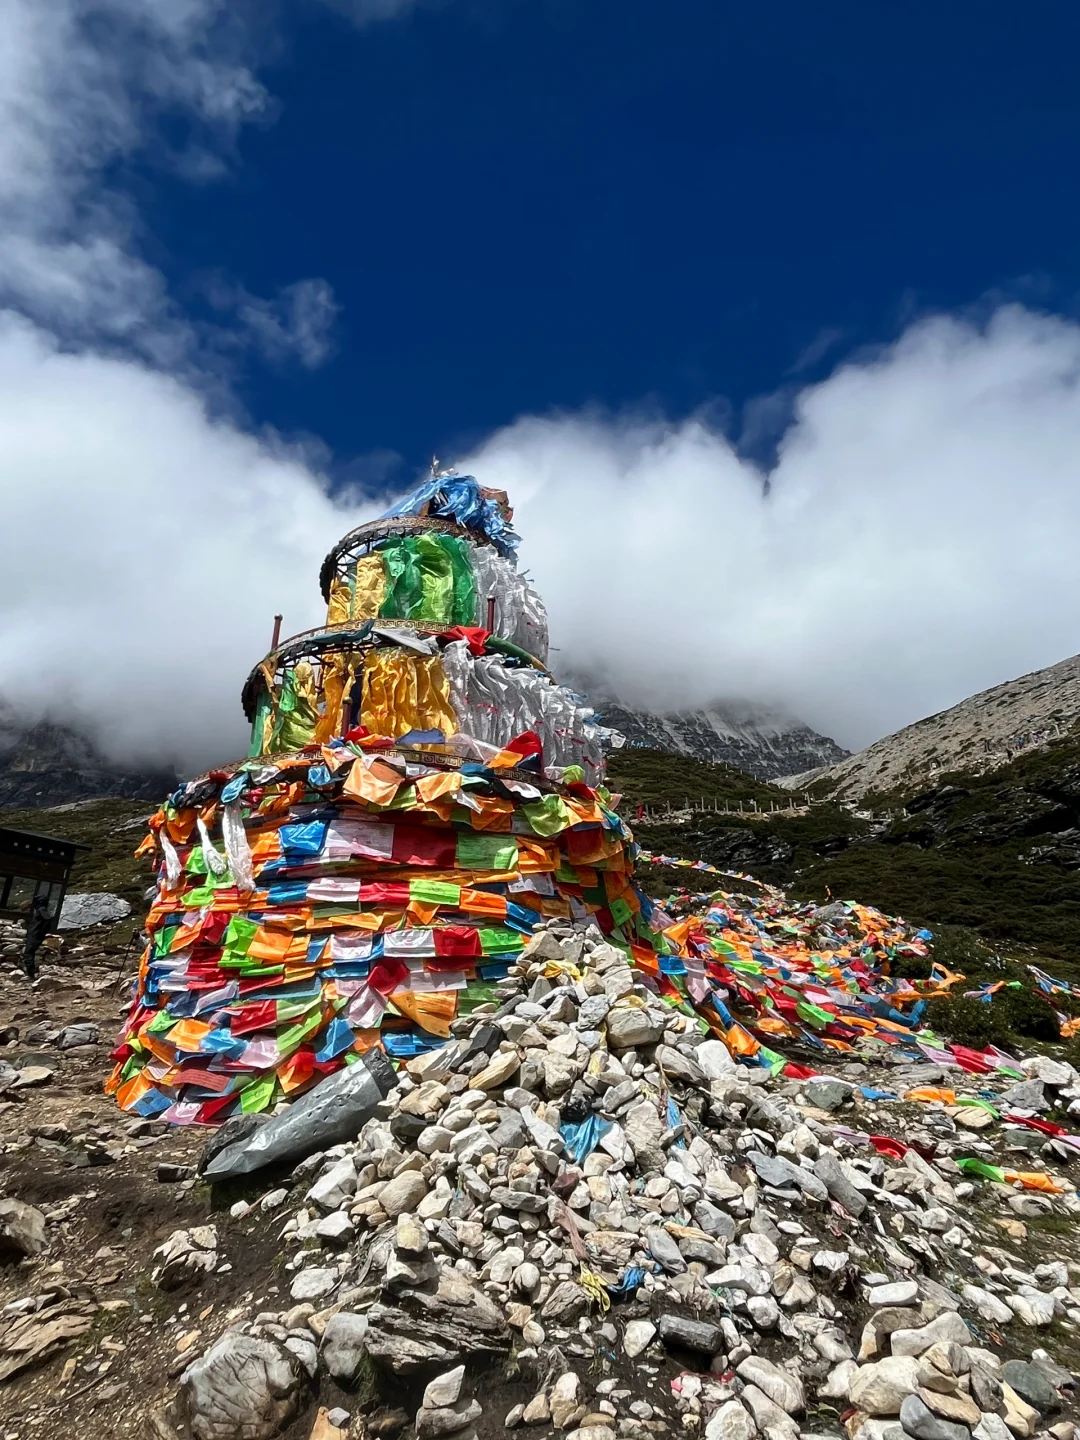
[271, 614, 283, 650]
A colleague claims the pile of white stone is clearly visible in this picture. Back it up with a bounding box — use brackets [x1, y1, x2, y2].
[175, 919, 1080, 1440]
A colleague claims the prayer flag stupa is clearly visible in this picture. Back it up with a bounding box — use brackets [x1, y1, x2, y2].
[109, 469, 667, 1125]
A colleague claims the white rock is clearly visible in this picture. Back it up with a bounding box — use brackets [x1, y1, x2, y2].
[58, 891, 131, 929]
[820, 1361, 859, 1400]
[814, 1250, 850, 1275]
[423, 1365, 465, 1410]
[320, 1313, 369, 1383]
[742, 1233, 779, 1266]
[747, 1296, 780, 1330]
[891, 1312, 971, 1356]
[1006, 1290, 1055, 1327]
[306, 1157, 356, 1212]
[697, 1040, 737, 1079]
[868, 1281, 919, 1308]
[849, 1356, 924, 1416]
[314, 1212, 354, 1245]
[705, 1400, 758, 1440]
[289, 1267, 338, 1302]
[623, 1319, 656, 1358]
[740, 1384, 799, 1439]
[180, 1333, 301, 1439]
[962, 1285, 1014, 1325]
[735, 1357, 805, 1415]
[606, 1007, 664, 1050]
[974, 1415, 1014, 1440]
[1021, 1056, 1075, 1088]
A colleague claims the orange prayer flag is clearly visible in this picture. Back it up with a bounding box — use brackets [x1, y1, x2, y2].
[343, 756, 403, 807]
[390, 990, 455, 1038]
[458, 888, 508, 918]
[414, 770, 463, 804]
[167, 1019, 212, 1052]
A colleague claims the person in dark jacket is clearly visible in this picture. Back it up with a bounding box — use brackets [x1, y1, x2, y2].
[23, 894, 50, 984]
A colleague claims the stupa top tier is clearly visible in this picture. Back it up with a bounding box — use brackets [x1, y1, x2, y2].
[240, 469, 613, 782]
[315, 469, 546, 662]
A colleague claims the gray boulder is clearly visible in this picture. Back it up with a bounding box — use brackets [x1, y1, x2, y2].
[1000, 1360, 1059, 1414]
[0, 1198, 47, 1261]
[363, 1270, 509, 1374]
[320, 1312, 369, 1383]
[606, 1007, 664, 1050]
[57, 892, 132, 930]
[813, 1151, 868, 1218]
[180, 1332, 303, 1440]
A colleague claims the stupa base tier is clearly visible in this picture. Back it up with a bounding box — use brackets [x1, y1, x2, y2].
[109, 737, 676, 1125]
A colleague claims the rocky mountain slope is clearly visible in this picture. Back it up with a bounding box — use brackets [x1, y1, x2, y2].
[596, 700, 848, 780]
[780, 654, 1080, 803]
[0, 711, 176, 808]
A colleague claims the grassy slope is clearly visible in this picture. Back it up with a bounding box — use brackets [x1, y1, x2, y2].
[606, 748, 782, 809]
[614, 739, 1080, 971]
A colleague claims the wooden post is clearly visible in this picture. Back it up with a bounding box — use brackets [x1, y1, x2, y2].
[486, 596, 496, 631]
[271, 614, 283, 650]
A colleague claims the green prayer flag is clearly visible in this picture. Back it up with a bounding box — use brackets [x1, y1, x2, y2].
[223, 915, 259, 956]
[276, 994, 321, 1021]
[796, 1000, 832, 1028]
[182, 884, 216, 908]
[240, 1076, 276, 1113]
[455, 832, 519, 871]
[478, 926, 525, 954]
[956, 1157, 1005, 1182]
[610, 896, 632, 926]
[522, 794, 570, 837]
[409, 879, 462, 906]
[276, 1007, 324, 1056]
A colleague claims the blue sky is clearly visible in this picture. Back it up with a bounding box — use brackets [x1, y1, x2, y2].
[6, 0, 1080, 767]
[142, 0, 1080, 474]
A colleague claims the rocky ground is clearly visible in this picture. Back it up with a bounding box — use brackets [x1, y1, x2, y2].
[1, 915, 1080, 1440]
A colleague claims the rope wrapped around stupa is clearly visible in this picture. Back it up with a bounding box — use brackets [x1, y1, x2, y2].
[107, 471, 681, 1124]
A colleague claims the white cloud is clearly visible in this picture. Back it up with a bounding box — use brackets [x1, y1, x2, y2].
[0, 0, 1078, 778]
[0, 0, 269, 349]
[4, 302, 1080, 772]
[316, 0, 427, 24]
[468, 306, 1080, 752]
[0, 313, 374, 771]
[230, 278, 341, 370]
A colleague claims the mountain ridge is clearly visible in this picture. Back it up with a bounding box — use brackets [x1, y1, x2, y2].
[0, 710, 176, 808]
[780, 651, 1080, 801]
[595, 698, 849, 780]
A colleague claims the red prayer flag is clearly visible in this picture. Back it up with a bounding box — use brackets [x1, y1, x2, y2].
[367, 956, 409, 996]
